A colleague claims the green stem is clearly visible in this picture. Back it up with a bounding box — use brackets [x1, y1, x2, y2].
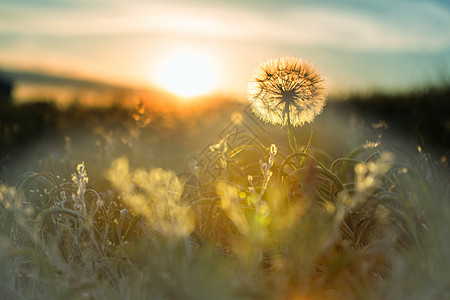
[285, 121, 298, 154]
[279, 152, 345, 190]
[301, 124, 314, 166]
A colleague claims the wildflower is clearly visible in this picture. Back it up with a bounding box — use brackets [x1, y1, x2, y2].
[270, 144, 277, 156]
[248, 57, 326, 127]
[107, 158, 195, 238]
[132, 98, 151, 129]
[71, 162, 89, 215]
[72, 162, 88, 198]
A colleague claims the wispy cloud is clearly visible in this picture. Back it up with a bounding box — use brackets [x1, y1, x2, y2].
[277, 4, 450, 52]
[1, 0, 449, 52]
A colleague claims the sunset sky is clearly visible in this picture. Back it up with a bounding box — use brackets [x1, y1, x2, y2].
[1, 0, 449, 97]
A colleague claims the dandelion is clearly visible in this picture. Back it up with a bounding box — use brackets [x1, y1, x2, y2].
[248, 57, 326, 127]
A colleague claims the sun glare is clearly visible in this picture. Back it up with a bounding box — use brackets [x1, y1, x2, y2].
[156, 51, 216, 98]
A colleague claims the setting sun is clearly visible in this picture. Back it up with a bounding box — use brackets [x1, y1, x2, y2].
[155, 51, 216, 98]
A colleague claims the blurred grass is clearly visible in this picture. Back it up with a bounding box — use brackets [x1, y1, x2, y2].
[1, 84, 449, 183]
[0, 84, 449, 299]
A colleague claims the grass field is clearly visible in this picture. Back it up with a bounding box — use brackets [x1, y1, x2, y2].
[0, 83, 449, 299]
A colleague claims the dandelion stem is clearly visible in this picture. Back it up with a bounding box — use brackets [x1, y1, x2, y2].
[301, 124, 314, 166]
[285, 124, 297, 154]
[285, 122, 303, 169]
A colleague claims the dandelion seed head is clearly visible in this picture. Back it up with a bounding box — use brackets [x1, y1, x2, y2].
[248, 57, 326, 127]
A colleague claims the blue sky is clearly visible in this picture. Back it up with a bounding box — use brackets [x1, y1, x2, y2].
[1, 0, 449, 96]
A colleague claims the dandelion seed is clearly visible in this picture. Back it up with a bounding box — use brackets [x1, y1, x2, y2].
[248, 57, 326, 127]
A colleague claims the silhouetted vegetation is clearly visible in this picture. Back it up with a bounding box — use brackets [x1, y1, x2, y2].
[0, 75, 13, 105]
[334, 85, 450, 155]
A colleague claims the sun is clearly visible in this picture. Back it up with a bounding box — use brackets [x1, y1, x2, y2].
[155, 51, 216, 98]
